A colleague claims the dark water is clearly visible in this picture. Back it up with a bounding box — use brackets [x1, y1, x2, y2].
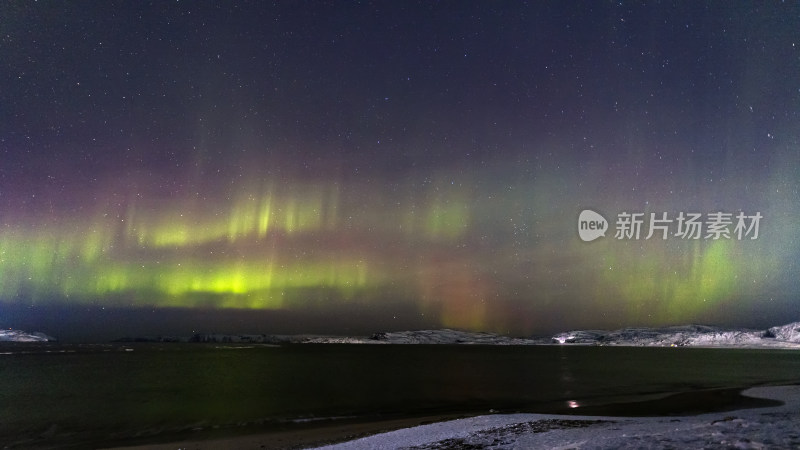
[1, 343, 799, 448]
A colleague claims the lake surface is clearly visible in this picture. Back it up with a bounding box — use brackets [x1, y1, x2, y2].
[1, 343, 799, 448]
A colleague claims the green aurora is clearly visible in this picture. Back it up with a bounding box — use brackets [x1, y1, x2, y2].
[2, 153, 797, 334]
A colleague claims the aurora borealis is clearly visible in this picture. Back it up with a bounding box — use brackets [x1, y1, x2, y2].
[1, 2, 799, 340]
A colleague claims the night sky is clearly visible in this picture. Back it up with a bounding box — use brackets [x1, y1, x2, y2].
[1, 2, 799, 341]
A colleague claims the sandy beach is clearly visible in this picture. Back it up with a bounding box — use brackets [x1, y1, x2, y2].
[110, 385, 800, 450]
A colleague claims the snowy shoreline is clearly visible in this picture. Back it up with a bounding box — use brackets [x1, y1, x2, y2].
[109, 385, 800, 450]
[314, 385, 800, 449]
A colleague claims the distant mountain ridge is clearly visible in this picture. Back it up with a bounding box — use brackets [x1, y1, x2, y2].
[111, 321, 800, 348]
[5, 321, 800, 347]
[551, 322, 800, 347]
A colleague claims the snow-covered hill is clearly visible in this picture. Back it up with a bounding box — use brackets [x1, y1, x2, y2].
[765, 322, 800, 343]
[0, 329, 56, 342]
[552, 322, 800, 348]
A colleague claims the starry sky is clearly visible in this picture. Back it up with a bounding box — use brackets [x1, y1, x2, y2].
[1, 2, 799, 341]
